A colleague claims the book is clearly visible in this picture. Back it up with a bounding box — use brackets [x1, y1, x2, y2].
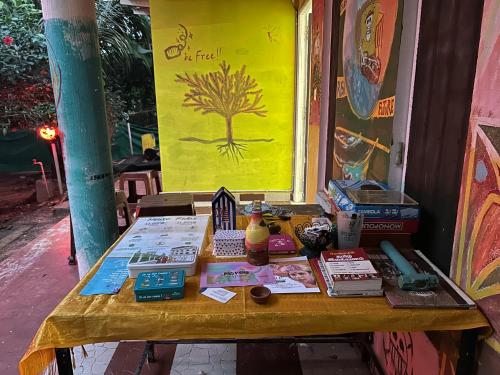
[199, 262, 276, 288]
[311, 259, 383, 298]
[369, 250, 476, 309]
[264, 256, 320, 294]
[320, 249, 382, 292]
[328, 180, 420, 220]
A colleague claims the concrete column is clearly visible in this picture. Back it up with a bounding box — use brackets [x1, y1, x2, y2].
[41, 0, 118, 277]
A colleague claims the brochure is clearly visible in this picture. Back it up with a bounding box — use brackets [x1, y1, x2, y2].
[200, 262, 276, 288]
[80, 257, 129, 296]
[264, 256, 320, 294]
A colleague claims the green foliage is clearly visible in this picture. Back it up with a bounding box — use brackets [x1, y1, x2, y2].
[0, 0, 46, 82]
[96, 0, 155, 118]
[0, 0, 155, 131]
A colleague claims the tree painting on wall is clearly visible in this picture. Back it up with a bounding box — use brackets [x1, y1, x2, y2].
[176, 61, 273, 162]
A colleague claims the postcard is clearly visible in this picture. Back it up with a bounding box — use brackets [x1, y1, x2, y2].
[200, 262, 276, 288]
[264, 256, 320, 294]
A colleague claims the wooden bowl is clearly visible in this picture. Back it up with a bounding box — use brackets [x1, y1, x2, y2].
[250, 286, 271, 304]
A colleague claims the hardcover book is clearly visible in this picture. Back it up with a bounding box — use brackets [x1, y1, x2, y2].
[310, 259, 383, 298]
[369, 250, 476, 309]
[320, 249, 382, 291]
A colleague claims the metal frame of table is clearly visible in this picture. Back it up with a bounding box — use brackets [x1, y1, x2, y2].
[54, 328, 481, 375]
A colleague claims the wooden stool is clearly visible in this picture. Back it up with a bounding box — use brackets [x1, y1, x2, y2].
[118, 170, 161, 205]
[136, 193, 194, 217]
[115, 191, 133, 233]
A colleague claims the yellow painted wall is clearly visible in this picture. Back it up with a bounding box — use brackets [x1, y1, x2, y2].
[151, 0, 296, 192]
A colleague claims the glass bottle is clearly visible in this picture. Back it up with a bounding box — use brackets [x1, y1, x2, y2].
[245, 201, 270, 266]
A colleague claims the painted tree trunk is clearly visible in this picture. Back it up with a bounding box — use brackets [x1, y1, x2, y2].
[41, 0, 118, 277]
[225, 117, 233, 143]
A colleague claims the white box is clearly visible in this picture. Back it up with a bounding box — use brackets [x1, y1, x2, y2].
[122, 216, 209, 278]
[213, 230, 246, 257]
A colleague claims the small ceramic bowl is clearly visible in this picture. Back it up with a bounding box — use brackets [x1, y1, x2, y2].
[250, 286, 271, 304]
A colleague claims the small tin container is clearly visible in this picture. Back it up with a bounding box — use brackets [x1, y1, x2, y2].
[134, 270, 185, 302]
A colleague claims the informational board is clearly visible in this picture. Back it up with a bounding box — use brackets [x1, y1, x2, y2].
[333, 0, 403, 182]
[150, 0, 295, 192]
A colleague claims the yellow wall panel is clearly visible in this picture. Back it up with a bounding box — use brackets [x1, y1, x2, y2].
[151, 0, 296, 192]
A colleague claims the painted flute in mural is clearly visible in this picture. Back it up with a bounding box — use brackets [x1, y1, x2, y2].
[175, 61, 272, 162]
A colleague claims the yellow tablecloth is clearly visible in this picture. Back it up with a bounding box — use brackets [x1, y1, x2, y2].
[19, 216, 490, 375]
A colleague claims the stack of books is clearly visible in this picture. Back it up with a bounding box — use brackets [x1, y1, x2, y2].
[328, 180, 420, 234]
[313, 248, 383, 297]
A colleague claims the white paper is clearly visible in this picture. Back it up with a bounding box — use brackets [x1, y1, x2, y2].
[201, 288, 236, 303]
[325, 260, 377, 274]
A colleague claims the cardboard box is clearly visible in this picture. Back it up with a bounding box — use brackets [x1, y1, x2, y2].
[213, 230, 246, 257]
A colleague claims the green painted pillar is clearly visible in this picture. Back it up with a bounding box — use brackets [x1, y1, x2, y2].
[41, 0, 118, 277]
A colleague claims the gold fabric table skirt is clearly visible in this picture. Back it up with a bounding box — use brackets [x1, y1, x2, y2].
[19, 215, 490, 375]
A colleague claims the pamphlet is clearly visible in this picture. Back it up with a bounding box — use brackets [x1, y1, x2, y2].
[80, 257, 129, 296]
[264, 256, 320, 294]
[201, 288, 237, 303]
[200, 262, 276, 288]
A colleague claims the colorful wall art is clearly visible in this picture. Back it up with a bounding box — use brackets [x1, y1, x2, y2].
[306, 0, 325, 202]
[373, 331, 440, 375]
[332, 0, 403, 182]
[150, 0, 295, 192]
[452, 0, 500, 370]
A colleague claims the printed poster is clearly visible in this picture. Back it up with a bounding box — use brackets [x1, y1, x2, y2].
[333, 0, 404, 182]
[150, 0, 295, 191]
[200, 262, 276, 288]
[265, 256, 320, 294]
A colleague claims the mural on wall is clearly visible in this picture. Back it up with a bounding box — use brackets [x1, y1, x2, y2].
[452, 0, 500, 365]
[373, 331, 440, 375]
[333, 0, 403, 182]
[150, 0, 295, 191]
[176, 61, 270, 161]
[309, 0, 324, 126]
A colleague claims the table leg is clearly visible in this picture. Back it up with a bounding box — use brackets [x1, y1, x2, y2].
[127, 180, 138, 203]
[55, 348, 74, 375]
[456, 328, 479, 375]
[68, 215, 77, 266]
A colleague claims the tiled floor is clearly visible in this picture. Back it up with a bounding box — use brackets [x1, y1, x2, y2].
[73, 343, 119, 375]
[70, 341, 371, 374]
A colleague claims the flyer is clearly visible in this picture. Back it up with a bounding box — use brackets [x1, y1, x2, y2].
[264, 256, 320, 294]
[80, 257, 129, 296]
[200, 262, 276, 288]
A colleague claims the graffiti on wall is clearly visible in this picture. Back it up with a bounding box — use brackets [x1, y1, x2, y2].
[452, 0, 500, 366]
[333, 0, 403, 182]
